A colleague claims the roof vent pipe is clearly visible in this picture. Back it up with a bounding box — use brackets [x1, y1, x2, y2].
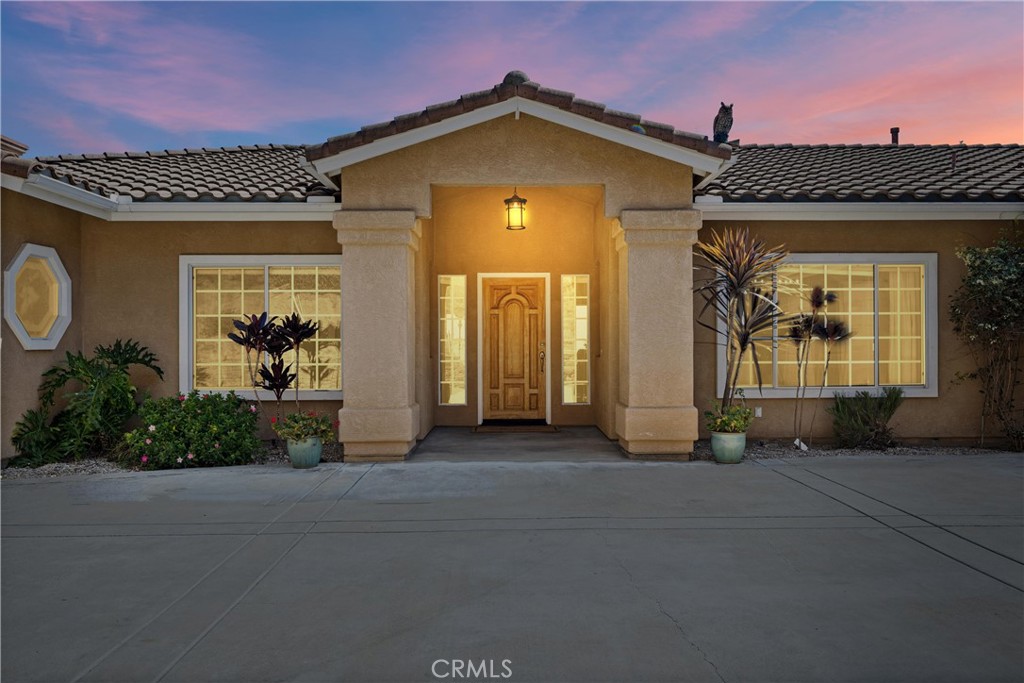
[890, 127, 900, 145]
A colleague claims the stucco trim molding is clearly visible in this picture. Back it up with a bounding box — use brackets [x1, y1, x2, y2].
[619, 209, 702, 246]
[334, 211, 422, 249]
[311, 98, 730, 177]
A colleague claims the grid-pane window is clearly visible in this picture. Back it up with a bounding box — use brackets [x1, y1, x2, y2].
[438, 275, 467, 405]
[191, 262, 341, 392]
[194, 268, 265, 390]
[267, 266, 341, 390]
[561, 274, 590, 404]
[730, 256, 931, 394]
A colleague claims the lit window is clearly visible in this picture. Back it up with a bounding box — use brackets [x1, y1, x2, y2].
[3, 243, 72, 350]
[561, 274, 590, 404]
[438, 275, 467, 405]
[181, 256, 342, 398]
[725, 254, 936, 398]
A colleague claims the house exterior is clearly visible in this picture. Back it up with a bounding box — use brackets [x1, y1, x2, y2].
[2, 71, 1022, 461]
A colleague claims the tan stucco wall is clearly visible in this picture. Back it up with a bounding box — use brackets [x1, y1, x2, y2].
[340, 114, 693, 216]
[79, 217, 341, 438]
[696, 219, 1009, 443]
[430, 185, 602, 426]
[1, 190, 83, 459]
[338, 113, 697, 448]
[593, 210, 620, 439]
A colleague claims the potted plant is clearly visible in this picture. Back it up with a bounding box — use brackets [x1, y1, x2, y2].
[695, 228, 789, 463]
[270, 412, 336, 468]
[229, 311, 328, 468]
[703, 401, 754, 464]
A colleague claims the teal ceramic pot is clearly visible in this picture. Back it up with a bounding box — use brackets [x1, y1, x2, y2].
[710, 432, 746, 464]
[287, 437, 322, 469]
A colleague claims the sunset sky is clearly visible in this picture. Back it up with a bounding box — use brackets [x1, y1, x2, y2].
[1, 1, 1021, 157]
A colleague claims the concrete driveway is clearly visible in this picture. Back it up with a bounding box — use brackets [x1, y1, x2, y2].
[2, 435, 1022, 682]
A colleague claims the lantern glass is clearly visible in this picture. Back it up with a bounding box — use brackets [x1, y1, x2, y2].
[504, 191, 527, 231]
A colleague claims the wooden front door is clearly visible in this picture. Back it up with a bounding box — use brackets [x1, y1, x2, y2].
[483, 278, 546, 420]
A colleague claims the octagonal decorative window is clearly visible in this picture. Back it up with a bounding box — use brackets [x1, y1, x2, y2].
[3, 243, 72, 350]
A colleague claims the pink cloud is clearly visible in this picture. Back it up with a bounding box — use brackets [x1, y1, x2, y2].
[12, 2, 370, 137]
[645, 2, 1023, 144]
[18, 100, 131, 153]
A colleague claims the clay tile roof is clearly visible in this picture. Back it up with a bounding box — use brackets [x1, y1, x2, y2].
[305, 70, 732, 163]
[700, 143, 1024, 202]
[24, 145, 336, 202]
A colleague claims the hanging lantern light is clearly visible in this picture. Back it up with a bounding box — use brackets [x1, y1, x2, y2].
[504, 188, 527, 231]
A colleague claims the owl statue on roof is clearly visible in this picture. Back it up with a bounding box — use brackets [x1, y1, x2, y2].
[713, 102, 733, 144]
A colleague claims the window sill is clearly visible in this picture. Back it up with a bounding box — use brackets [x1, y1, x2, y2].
[183, 389, 344, 402]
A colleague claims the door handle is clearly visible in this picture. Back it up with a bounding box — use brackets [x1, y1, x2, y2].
[539, 350, 545, 371]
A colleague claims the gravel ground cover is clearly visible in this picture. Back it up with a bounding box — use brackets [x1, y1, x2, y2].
[1, 438, 1008, 480]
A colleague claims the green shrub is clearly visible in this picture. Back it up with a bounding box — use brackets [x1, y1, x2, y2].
[828, 387, 904, 449]
[271, 411, 337, 442]
[121, 391, 260, 470]
[705, 403, 754, 433]
[10, 339, 163, 467]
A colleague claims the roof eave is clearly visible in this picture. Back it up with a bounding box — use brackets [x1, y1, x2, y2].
[697, 200, 1024, 221]
[309, 97, 730, 177]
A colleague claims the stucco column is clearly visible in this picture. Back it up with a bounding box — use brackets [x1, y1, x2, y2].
[334, 210, 422, 461]
[614, 209, 701, 457]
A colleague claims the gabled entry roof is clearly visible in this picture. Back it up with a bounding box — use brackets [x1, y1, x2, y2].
[305, 70, 733, 177]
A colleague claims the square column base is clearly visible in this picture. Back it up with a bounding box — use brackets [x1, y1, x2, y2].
[616, 404, 698, 458]
[339, 405, 420, 462]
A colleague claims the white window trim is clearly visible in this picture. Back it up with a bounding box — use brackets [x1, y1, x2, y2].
[178, 254, 344, 400]
[561, 274, 592, 406]
[437, 274, 468, 407]
[3, 243, 73, 350]
[715, 253, 938, 399]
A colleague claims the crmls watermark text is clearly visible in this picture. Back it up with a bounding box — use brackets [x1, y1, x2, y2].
[431, 659, 512, 679]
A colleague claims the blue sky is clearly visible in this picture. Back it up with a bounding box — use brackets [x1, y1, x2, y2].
[2, 1, 1021, 156]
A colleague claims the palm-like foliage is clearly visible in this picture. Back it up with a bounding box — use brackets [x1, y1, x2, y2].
[789, 286, 837, 446]
[228, 312, 278, 410]
[11, 340, 163, 466]
[695, 228, 789, 411]
[275, 312, 320, 406]
[808, 319, 853, 444]
[228, 311, 321, 420]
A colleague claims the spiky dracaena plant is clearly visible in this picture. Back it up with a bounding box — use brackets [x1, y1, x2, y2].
[808, 319, 853, 445]
[227, 312, 278, 412]
[695, 228, 789, 413]
[789, 286, 837, 447]
[275, 313, 320, 408]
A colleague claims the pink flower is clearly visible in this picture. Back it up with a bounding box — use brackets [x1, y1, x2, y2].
[187, 453, 194, 460]
[249, 405, 257, 413]
[178, 395, 185, 402]
[270, 417, 278, 424]
[148, 425, 156, 432]
[215, 442, 220, 449]
[177, 457, 184, 464]
[141, 455, 149, 464]
[145, 438, 152, 445]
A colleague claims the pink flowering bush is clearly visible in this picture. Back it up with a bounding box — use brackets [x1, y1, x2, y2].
[120, 391, 259, 470]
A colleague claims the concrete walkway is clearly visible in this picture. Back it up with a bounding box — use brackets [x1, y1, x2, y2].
[2, 439, 1022, 682]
